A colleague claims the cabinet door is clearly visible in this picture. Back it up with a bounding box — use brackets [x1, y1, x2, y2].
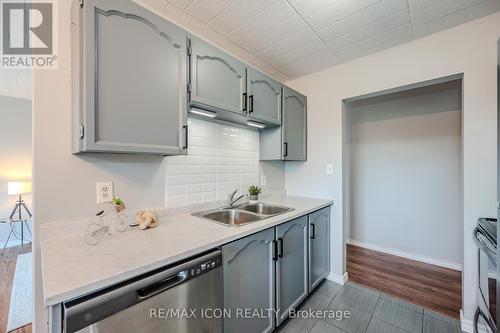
[275, 216, 308, 326]
[247, 68, 281, 126]
[309, 206, 330, 292]
[189, 37, 246, 115]
[222, 228, 275, 333]
[282, 86, 307, 161]
[76, 0, 187, 154]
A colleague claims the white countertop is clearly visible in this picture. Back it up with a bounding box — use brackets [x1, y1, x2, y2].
[40, 196, 333, 306]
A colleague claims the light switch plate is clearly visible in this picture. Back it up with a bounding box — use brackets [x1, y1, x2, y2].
[260, 175, 267, 186]
[326, 164, 333, 175]
[96, 181, 114, 204]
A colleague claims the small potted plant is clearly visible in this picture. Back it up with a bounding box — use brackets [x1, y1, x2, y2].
[113, 196, 126, 213]
[248, 186, 262, 204]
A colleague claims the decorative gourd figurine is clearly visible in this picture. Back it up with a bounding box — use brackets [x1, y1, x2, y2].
[135, 210, 159, 230]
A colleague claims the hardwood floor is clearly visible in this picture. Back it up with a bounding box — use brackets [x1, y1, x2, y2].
[346, 244, 462, 319]
[0, 244, 32, 333]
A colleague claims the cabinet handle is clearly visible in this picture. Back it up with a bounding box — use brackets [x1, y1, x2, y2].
[272, 240, 278, 261]
[278, 237, 283, 258]
[283, 142, 288, 157]
[242, 93, 247, 112]
[310, 223, 315, 239]
[249, 95, 254, 113]
[183, 125, 188, 149]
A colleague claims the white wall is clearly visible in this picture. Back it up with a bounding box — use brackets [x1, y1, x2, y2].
[285, 12, 500, 323]
[0, 95, 32, 247]
[346, 81, 463, 268]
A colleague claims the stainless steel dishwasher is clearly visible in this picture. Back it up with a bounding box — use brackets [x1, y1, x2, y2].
[63, 249, 223, 333]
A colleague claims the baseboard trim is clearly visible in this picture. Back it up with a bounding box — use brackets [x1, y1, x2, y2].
[326, 272, 348, 285]
[460, 310, 490, 333]
[347, 239, 462, 271]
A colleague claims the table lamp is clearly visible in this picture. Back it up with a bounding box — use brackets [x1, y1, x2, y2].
[8, 181, 32, 220]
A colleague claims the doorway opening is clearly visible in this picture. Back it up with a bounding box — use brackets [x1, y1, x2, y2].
[0, 71, 33, 333]
[342, 77, 464, 319]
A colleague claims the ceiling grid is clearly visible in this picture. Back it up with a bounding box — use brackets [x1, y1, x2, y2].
[140, 0, 500, 80]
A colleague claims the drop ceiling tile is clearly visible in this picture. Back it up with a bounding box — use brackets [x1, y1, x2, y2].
[306, 0, 381, 30]
[266, 43, 331, 68]
[183, 19, 230, 47]
[137, 0, 169, 12]
[339, 33, 412, 63]
[207, 0, 278, 36]
[167, 0, 193, 10]
[408, 0, 445, 13]
[288, 0, 341, 18]
[226, 1, 296, 45]
[334, 23, 412, 59]
[256, 29, 321, 61]
[223, 42, 253, 59]
[185, 0, 235, 24]
[162, 4, 193, 25]
[411, 0, 486, 26]
[279, 51, 339, 78]
[413, 0, 500, 37]
[326, 9, 410, 49]
[317, 0, 408, 41]
[243, 54, 280, 75]
[241, 15, 308, 54]
[271, 71, 290, 82]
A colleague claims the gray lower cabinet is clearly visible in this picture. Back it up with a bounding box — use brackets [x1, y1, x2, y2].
[189, 37, 247, 115]
[223, 209, 330, 333]
[222, 228, 275, 333]
[283, 86, 307, 161]
[72, 0, 188, 154]
[309, 206, 331, 291]
[275, 216, 308, 326]
[247, 68, 281, 127]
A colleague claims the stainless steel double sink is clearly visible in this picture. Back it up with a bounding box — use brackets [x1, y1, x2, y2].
[192, 203, 294, 227]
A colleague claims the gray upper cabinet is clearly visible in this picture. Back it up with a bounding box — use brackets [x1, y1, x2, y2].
[309, 207, 330, 292]
[260, 86, 307, 161]
[189, 37, 246, 115]
[72, 0, 188, 155]
[283, 86, 307, 161]
[222, 228, 275, 333]
[275, 216, 308, 326]
[247, 68, 281, 126]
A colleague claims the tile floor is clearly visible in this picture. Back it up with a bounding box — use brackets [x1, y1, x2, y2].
[276, 280, 465, 333]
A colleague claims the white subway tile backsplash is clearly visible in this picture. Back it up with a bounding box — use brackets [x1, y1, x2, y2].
[167, 195, 186, 207]
[165, 118, 260, 208]
[202, 192, 217, 202]
[167, 175, 185, 185]
[186, 183, 201, 194]
[167, 185, 186, 196]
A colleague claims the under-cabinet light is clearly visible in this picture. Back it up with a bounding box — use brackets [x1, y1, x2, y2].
[189, 108, 216, 118]
[246, 121, 266, 129]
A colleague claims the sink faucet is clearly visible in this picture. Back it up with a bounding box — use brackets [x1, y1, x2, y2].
[227, 189, 245, 208]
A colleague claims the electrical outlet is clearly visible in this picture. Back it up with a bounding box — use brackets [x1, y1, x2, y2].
[326, 164, 333, 175]
[260, 175, 267, 186]
[96, 182, 114, 204]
